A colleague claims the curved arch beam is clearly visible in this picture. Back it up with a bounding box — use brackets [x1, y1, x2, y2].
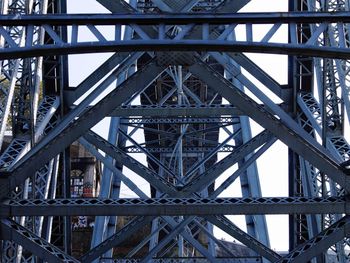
[1, 12, 350, 26]
[1, 41, 349, 60]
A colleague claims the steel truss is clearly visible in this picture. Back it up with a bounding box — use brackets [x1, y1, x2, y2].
[1, 12, 350, 60]
[0, 0, 349, 262]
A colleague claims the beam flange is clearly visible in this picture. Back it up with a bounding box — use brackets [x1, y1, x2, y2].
[1, 196, 347, 216]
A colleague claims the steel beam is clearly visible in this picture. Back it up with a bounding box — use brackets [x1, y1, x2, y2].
[121, 116, 239, 125]
[78, 137, 148, 198]
[96, 0, 136, 13]
[2, 196, 347, 216]
[189, 59, 350, 192]
[140, 216, 217, 262]
[123, 146, 236, 154]
[206, 215, 282, 262]
[180, 130, 273, 196]
[64, 52, 132, 106]
[2, 12, 350, 26]
[100, 258, 261, 263]
[84, 131, 178, 196]
[80, 216, 153, 262]
[2, 0, 349, 261]
[225, 53, 288, 101]
[1, 41, 350, 60]
[277, 216, 350, 263]
[0, 219, 78, 263]
[0, 59, 165, 199]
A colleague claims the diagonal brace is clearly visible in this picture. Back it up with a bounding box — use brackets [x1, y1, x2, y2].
[276, 215, 350, 263]
[0, 59, 165, 199]
[0, 219, 79, 263]
[189, 58, 350, 192]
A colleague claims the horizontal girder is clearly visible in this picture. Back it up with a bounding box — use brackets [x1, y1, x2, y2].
[1, 196, 347, 216]
[111, 104, 243, 117]
[1, 12, 350, 25]
[120, 117, 239, 125]
[102, 258, 261, 263]
[0, 12, 349, 59]
[123, 146, 236, 154]
[1, 41, 349, 60]
[108, 104, 285, 117]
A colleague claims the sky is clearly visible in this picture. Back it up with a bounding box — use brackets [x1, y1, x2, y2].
[67, 0, 290, 252]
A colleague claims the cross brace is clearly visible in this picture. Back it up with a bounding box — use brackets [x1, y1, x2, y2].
[0, 219, 78, 263]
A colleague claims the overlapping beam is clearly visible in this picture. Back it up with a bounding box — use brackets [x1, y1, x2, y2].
[81, 132, 277, 260]
[179, 130, 273, 196]
[81, 131, 277, 260]
[189, 59, 350, 192]
[0, 59, 165, 199]
[84, 131, 178, 196]
[80, 216, 153, 262]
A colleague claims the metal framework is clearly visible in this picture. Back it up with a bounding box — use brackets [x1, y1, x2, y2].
[0, 0, 350, 262]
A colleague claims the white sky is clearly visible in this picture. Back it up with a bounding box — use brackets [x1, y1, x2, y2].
[67, 0, 290, 252]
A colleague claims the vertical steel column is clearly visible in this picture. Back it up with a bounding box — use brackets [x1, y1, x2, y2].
[39, 0, 64, 253]
[176, 65, 184, 258]
[224, 31, 270, 252]
[90, 1, 137, 258]
[290, 1, 322, 258]
[0, 0, 23, 150]
[291, 0, 350, 262]
[0, 1, 59, 262]
[288, 0, 297, 253]
[56, 0, 71, 255]
[312, 1, 349, 262]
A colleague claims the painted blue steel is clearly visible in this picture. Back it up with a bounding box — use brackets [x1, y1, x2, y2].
[291, 1, 350, 261]
[0, 40, 349, 60]
[3, 196, 346, 216]
[96, 17, 139, 259]
[0, 218, 78, 263]
[189, 59, 350, 192]
[1, 0, 350, 262]
[84, 129, 277, 261]
[227, 67, 270, 251]
[83, 131, 276, 259]
[90, 19, 137, 257]
[2, 12, 350, 26]
[0, 60, 166, 199]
